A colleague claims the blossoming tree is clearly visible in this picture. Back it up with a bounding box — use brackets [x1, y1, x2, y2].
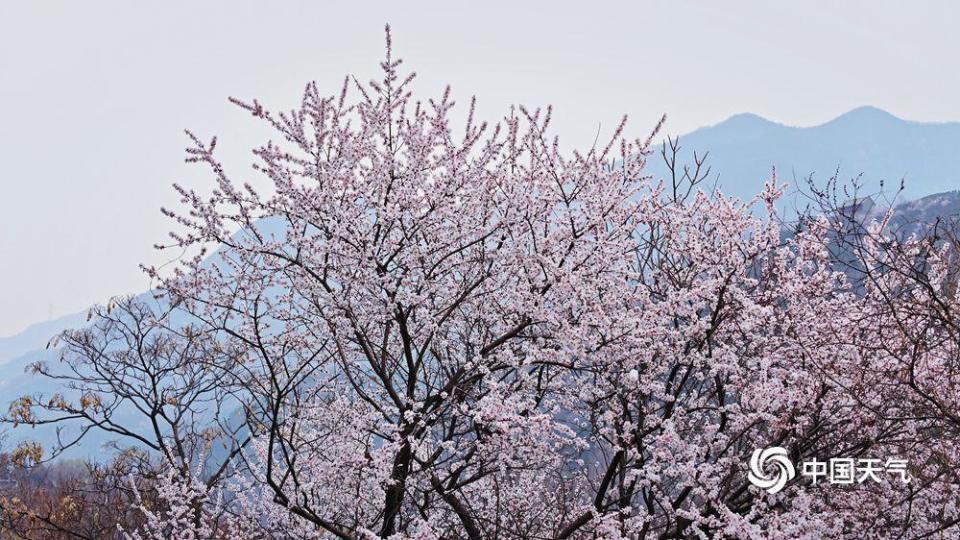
[7, 27, 960, 540]
[145, 27, 960, 539]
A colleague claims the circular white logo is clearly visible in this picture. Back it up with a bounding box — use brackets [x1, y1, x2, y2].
[748, 446, 795, 494]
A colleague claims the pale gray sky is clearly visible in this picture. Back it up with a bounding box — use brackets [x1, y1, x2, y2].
[1, 1, 958, 337]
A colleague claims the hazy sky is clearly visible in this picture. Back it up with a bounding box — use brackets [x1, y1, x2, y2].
[1, 1, 959, 337]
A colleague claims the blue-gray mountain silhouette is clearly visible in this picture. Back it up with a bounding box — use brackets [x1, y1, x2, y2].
[646, 106, 960, 207]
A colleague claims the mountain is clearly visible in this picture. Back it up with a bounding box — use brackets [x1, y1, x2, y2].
[890, 190, 960, 229]
[0, 311, 87, 367]
[646, 106, 960, 208]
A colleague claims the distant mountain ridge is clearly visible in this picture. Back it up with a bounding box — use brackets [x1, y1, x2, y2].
[0, 310, 86, 367]
[646, 106, 960, 208]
